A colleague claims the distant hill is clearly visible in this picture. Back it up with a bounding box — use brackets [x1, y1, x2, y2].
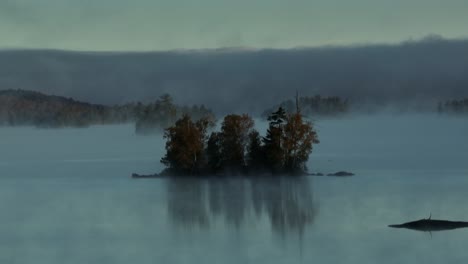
[0, 89, 215, 131]
[0, 89, 117, 127]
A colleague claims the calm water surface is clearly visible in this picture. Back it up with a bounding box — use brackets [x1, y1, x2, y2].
[0, 114, 467, 263]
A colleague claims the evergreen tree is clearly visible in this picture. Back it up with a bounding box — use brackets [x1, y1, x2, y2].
[159, 94, 178, 126]
[206, 132, 223, 173]
[159, 101, 320, 176]
[438, 98, 468, 114]
[263, 107, 287, 172]
[246, 130, 265, 171]
[136, 94, 178, 132]
[437, 102, 443, 113]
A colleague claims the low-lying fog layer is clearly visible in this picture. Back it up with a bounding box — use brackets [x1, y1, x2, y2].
[0, 113, 467, 263]
[312, 113, 468, 172]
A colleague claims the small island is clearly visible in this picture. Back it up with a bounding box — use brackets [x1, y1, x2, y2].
[149, 97, 320, 177]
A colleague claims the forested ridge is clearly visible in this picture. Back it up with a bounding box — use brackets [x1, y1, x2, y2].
[0, 89, 214, 131]
[437, 99, 468, 114]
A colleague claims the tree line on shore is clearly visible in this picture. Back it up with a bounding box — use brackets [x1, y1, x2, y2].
[437, 99, 468, 114]
[262, 95, 349, 119]
[134, 94, 214, 134]
[160, 103, 319, 176]
[2, 89, 466, 132]
[0, 89, 337, 136]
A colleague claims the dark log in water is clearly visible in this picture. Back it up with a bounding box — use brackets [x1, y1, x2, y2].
[131, 173, 164, 179]
[389, 216, 468, 232]
[327, 171, 355, 177]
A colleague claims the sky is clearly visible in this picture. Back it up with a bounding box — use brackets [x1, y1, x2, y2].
[1, 0, 468, 51]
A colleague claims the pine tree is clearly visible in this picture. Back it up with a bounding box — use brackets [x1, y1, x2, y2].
[246, 130, 265, 171]
[263, 107, 287, 172]
[206, 132, 223, 173]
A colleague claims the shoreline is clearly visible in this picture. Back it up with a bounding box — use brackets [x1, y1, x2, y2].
[131, 171, 355, 179]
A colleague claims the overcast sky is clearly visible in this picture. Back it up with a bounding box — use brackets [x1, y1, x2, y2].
[1, 0, 467, 51]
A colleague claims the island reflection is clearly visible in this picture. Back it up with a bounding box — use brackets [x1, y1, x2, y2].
[166, 176, 317, 237]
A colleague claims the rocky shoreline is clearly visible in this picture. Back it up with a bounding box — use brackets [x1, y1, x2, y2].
[309, 171, 355, 177]
[131, 170, 355, 179]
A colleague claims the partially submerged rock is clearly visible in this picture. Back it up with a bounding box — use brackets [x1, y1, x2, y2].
[308, 172, 324, 176]
[131, 173, 164, 179]
[308, 171, 354, 177]
[327, 171, 354, 177]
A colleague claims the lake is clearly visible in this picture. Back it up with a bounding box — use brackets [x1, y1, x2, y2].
[0, 114, 467, 263]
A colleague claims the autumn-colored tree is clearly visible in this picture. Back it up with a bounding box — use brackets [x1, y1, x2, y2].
[282, 113, 319, 173]
[160, 115, 209, 175]
[219, 114, 255, 170]
[159, 96, 320, 176]
[263, 107, 287, 172]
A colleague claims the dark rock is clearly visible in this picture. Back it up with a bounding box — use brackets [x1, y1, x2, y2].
[327, 171, 354, 177]
[131, 173, 163, 179]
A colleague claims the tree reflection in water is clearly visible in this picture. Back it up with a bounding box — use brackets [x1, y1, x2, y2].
[166, 176, 317, 238]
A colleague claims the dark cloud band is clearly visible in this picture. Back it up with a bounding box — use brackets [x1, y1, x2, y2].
[1, 37, 467, 113]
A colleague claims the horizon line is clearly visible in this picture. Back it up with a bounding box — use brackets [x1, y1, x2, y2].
[1, 34, 467, 54]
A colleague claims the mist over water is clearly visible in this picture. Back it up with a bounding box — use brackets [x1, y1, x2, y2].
[312, 113, 468, 172]
[0, 114, 467, 263]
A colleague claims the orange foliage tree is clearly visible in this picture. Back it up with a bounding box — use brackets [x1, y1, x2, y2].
[283, 112, 319, 173]
[160, 101, 319, 176]
[160, 115, 211, 175]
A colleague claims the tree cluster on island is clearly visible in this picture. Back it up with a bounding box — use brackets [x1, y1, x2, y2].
[160, 103, 319, 177]
[437, 99, 468, 114]
[262, 95, 349, 119]
[0, 89, 215, 131]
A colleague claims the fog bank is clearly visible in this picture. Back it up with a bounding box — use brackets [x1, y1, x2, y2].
[1, 37, 468, 113]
